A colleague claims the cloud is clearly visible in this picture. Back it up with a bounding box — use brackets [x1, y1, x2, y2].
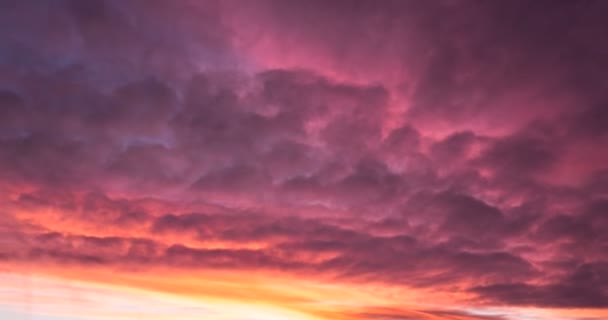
[1, 0, 608, 316]
[473, 263, 608, 308]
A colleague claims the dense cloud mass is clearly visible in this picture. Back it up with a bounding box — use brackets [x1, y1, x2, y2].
[1, 1, 608, 319]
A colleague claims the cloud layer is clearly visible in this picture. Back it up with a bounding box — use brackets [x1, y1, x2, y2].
[1, 1, 607, 319]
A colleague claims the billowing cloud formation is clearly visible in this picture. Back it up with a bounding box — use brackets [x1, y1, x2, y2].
[1, 1, 608, 319]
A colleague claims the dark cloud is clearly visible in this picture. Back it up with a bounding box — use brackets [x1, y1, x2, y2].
[477, 128, 559, 177]
[473, 261, 608, 308]
[430, 131, 480, 165]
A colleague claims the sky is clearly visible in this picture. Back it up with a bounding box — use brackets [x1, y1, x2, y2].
[0, 0, 607, 319]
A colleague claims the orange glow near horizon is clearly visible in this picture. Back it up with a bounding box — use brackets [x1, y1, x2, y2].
[3, 186, 608, 320]
[4, 268, 608, 320]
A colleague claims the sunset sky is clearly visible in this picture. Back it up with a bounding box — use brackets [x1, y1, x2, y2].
[1, 1, 608, 320]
